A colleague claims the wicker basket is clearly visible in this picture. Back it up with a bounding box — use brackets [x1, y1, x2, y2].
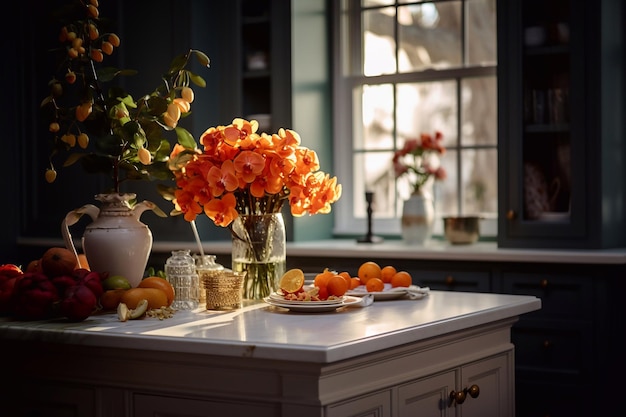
[201, 271, 245, 310]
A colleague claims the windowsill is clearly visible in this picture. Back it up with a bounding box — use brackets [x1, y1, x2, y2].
[152, 239, 626, 265]
[19, 237, 626, 265]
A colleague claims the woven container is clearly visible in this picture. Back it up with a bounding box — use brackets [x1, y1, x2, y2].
[202, 271, 245, 310]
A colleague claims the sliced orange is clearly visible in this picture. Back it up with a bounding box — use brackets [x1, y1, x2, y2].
[279, 268, 305, 294]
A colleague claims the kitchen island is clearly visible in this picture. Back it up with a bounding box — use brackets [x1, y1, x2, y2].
[0, 290, 540, 417]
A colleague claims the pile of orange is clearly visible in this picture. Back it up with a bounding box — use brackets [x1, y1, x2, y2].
[312, 268, 350, 299]
[304, 262, 413, 300]
[355, 261, 412, 289]
[100, 276, 175, 311]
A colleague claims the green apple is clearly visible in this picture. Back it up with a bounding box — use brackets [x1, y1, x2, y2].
[102, 275, 131, 291]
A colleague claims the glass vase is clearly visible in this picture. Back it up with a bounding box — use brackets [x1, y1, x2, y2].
[231, 213, 286, 300]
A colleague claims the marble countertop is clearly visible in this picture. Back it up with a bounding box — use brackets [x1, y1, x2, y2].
[151, 240, 626, 265]
[0, 291, 540, 363]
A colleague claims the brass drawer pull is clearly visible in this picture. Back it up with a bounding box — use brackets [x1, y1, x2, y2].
[449, 385, 480, 406]
[445, 275, 455, 286]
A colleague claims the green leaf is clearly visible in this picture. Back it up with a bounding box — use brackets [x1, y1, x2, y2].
[95, 133, 124, 155]
[119, 94, 137, 109]
[63, 152, 87, 167]
[175, 127, 197, 149]
[192, 49, 211, 68]
[97, 67, 122, 82]
[168, 53, 189, 75]
[146, 96, 168, 116]
[188, 73, 206, 88]
[154, 139, 172, 160]
[156, 184, 177, 201]
[40, 95, 53, 108]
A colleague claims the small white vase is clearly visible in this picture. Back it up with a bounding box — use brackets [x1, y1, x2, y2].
[401, 192, 435, 245]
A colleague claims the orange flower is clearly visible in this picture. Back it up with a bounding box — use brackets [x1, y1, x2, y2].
[234, 150, 265, 183]
[204, 193, 238, 227]
[174, 189, 203, 222]
[167, 118, 342, 228]
[294, 148, 320, 175]
[207, 160, 239, 197]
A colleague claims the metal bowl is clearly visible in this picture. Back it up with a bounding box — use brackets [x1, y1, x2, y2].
[443, 216, 481, 245]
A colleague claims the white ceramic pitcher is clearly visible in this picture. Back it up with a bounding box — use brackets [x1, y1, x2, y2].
[62, 193, 166, 288]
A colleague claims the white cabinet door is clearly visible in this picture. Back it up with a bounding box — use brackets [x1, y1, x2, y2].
[398, 371, 457, 417]
[455, 354, 512, 417]
[133, 394, 277, 417]
[326, 390, 392, 417]
[396, 353, 511, 417]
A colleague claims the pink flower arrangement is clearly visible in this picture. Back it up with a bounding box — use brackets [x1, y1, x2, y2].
[393, 131, 447, 195]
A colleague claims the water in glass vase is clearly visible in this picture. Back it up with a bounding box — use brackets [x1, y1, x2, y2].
[232, 258, 286, 300]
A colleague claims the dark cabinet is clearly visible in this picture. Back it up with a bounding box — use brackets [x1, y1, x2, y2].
[219, 0, 292, 133]
[497, 0, 626, 249]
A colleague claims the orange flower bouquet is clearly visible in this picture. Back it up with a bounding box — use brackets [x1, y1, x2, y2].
[166, 118, 342, 299]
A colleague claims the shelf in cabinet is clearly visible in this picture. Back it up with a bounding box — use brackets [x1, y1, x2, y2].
[524, 44, 570, 56]
[243, 70, 271, 79]
[242, 16, 270, 25]
[525, 123, 570, 133]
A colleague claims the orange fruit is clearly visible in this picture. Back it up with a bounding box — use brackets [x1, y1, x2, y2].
[120, 287, 168, 310]
[26, 258, 43, 273]
[313, 268, 334, 289]
[40, 247, 77, 277]
[350, 277, 361, 290]
[327, 275, 349, 297]
[139, 277, 175, 306]
[381, 265, 397, 283]
[357, 261, 382, 284]
[279, 268, 305, 294]
[366, 277, 384, 292]
[317, 285, 329, 301]
[100, 289, 126, 311]
[391, 271, 412, 288]
[76, 254, 90, 270]
[338, 271, 352, 288]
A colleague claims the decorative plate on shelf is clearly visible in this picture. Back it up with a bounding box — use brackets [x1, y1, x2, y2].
[263, 296, 362, 313]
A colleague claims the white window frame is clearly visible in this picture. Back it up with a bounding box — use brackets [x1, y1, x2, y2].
[331, 0, 498, 238]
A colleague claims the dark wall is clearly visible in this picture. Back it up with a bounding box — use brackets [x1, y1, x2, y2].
[2, 1, 237, 267]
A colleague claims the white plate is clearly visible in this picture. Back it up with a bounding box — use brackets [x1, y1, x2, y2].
[347, 284, 408, 301]
[264, 296, 362, 313]
[268, 292, 344, 305]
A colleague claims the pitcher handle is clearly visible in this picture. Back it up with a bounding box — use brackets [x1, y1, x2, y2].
[61, 204, 100, 266]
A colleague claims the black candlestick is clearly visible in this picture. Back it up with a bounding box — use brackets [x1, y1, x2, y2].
[357, 191, 383, 243]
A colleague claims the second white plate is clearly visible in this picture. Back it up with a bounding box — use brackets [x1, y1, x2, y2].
[347, 284, 408, 301]
[264, 296, 362, 312]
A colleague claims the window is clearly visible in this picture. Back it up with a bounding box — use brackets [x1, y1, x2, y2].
[332, 0, 498, 237]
